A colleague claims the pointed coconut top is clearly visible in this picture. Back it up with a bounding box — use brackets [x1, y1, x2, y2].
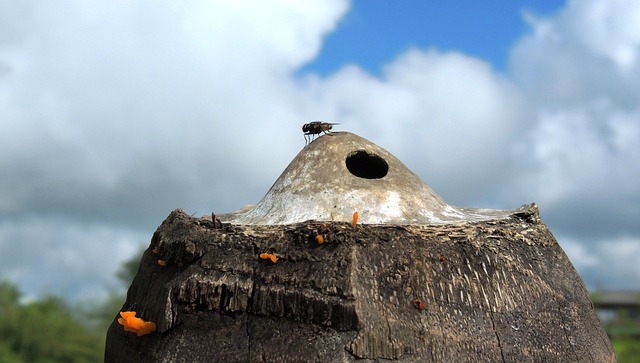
[220, 132, 518, 225]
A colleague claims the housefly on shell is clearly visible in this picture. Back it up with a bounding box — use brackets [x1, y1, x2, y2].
[302, 121, 339, 144]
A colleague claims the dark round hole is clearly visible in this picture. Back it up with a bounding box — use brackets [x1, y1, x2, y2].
[346, 150, 389, 179]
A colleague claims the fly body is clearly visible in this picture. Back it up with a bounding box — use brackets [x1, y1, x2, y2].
[302, 121, 339, 144]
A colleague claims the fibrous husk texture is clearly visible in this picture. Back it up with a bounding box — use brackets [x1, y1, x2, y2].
[105, 205, 614, 362]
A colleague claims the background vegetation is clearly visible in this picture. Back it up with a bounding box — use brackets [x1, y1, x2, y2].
[0, 249, 141, 362]
[0, 250, 637, 362]
[604, 309, 640, 363]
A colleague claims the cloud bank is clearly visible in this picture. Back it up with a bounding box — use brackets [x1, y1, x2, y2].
[1, 0, 638, 300]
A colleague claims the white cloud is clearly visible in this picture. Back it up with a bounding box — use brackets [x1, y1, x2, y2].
[512, 104, 640, 207]
[0, 0, 350, 300]
[0, 216, 146, 301]
[560, 237, 600, 268]
[298, 48, 526, 205]
[561, 235, 640, 290]
[504, 0, 640, 291]
[1, 0, 639, 301]
[563, 0, 640, 70]
[0, 0, 350, 223]
[513, 0, 640, 109]
[506, 0, 640, 245]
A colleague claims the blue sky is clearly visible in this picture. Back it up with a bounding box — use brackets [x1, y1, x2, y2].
[0, 0, 639, 301]
[304, 0, 566, 74]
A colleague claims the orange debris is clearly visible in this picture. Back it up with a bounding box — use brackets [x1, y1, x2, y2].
[352, 211, 359, 228]
[315, 234, 324, 244]
[118, 311, 156, 336]
[412, 298, 425, 310]
[157, 259, 167, 266]
[259, 253, 278, 263]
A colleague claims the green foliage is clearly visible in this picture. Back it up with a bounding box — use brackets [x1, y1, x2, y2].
[606, 312, 640, 363]
[116, 249, 143, 287]
[86, 247, 145, 331]
[0, 281, 103, 362]
[0, 248, 144, 363]
[613, 338, 640, 363]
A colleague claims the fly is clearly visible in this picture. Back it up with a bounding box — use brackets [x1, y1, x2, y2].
[302, 121, 338, 144]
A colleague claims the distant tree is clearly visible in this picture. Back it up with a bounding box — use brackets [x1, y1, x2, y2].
[0, 248, 145, 362]
[93, 247, 145, 328]
[604, 309, 640, 363]
[0, 281, 103, 362]
[0, 282, 23, 363]
[116, 248, 144, 287]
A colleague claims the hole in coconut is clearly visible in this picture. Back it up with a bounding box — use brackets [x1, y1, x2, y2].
[346, 150, 389, 179]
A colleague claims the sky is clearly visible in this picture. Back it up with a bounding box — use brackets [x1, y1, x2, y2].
[1, 0, 639, 302]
